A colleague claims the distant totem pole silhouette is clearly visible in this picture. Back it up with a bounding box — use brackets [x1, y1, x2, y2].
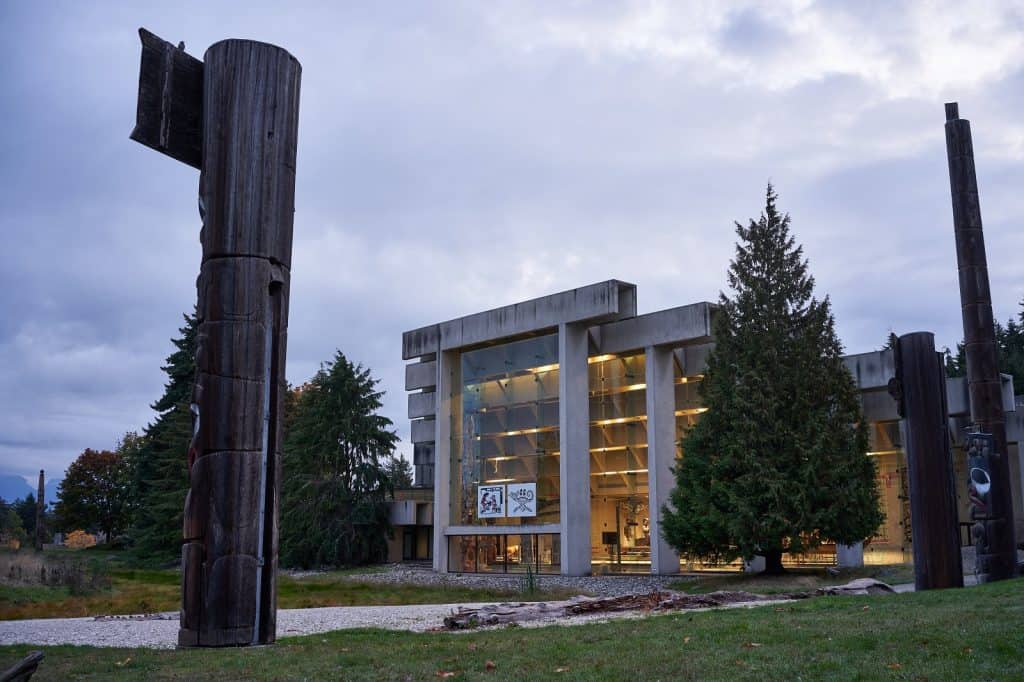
[130, 29, 301, 645]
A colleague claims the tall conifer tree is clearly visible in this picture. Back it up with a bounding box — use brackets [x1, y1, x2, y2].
[129, 312, 197, 563]
[662, 186, 882, 573]
[280, 351, 398, 568]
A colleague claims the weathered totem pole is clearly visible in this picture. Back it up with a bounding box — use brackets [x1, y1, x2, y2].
[888, 333, 963, 589]
[35, 470, 46, 550]
[943, 102, 1018, 582]
[130, 29, 301, 645]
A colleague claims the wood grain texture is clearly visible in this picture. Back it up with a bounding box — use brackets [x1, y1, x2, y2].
[130, 29, 203, 169]
[894, 333, 963, 590]
[944, 103, 1018, 582]
[179, 38, 300, 647]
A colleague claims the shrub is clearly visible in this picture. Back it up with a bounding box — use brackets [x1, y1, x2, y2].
[65, 530, 98, 550]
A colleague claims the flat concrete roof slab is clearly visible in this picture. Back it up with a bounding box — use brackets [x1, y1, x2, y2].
[402, 280, 637, 359]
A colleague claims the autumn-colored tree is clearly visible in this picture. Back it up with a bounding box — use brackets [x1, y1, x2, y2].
[55, 449, 132, 541]
[65, 529, 98, 550]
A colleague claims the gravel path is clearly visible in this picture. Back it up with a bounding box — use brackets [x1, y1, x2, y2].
[0, 599, 799, 651]
[0, 603, 494, 650]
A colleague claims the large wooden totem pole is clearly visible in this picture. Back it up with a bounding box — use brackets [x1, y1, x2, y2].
[943, 102, 1018, 582]
[130, 29, 301, 645]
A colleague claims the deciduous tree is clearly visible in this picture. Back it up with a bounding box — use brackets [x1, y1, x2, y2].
[662, 185, 883, 574]
[54, 449, 132, 541]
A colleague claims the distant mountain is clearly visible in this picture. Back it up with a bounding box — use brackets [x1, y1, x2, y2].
[0, 475, 32, 504]
[45, 477, 62, 505]
[0, 473, 64, 506]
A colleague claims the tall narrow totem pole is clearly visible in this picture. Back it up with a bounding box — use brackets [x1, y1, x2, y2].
[130, 29, 301, 645]
[943, 102, 1018, 582]
[35, 470, 45, 550]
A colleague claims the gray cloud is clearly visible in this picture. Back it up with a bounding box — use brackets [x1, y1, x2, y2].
[1, 1, 1022, 480]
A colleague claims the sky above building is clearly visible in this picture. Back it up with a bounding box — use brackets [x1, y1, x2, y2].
[1, 1, 1023, 485]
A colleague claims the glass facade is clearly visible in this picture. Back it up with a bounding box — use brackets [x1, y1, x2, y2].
[448, 533, 561, 574]
[450, 334, 561, 527]
[589, 353, 651, 573]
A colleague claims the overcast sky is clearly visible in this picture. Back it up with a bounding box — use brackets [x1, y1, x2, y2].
[2, 1, 1023, 485]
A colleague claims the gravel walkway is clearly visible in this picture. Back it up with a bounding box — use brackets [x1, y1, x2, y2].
[0, 603, 494, 650]
[0, 599, 799, 651]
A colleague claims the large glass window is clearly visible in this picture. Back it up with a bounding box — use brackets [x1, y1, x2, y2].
[447, 534, 560, 574]
[589, 353, 652, 573]
[450, 334, 560, 527]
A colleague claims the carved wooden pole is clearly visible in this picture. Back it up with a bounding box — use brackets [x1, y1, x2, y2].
[131, 29, 301, 646]
[35, 470, 45, 550]
[890, 333, 963, 589]
[943, 102, 1018, 582]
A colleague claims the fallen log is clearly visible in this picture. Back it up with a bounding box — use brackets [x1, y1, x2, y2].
[0, 650, 43, 682]
[442, 579, 893, 630]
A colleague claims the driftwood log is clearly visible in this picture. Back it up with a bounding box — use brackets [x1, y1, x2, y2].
[442, 580, 895, 630]
[0, 651, 43, 682]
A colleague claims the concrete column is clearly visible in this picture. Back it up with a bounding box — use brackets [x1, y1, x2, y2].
[432, 351, 455, 572]
[645, 345, 680, 574]
[559, 322, 591, 576]
[837, 542, 864, 568]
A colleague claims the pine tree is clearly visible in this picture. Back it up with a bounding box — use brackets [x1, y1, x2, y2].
[662, 185, 883, 574]
[129, 312, 197, 563]
[280, 351, 398, 568]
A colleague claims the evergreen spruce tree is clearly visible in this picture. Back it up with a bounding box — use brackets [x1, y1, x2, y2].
[280, 351, 398, 568]
[945, 304, 1024, 395]
[130, 312, 197, 563]
[662, 186, 883, 574]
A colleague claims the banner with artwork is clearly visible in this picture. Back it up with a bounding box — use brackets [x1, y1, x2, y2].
[507, 482, 537, 517]
[477, 485, 505, 518]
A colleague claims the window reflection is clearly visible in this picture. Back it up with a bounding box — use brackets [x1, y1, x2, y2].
[451, 334, 561, 527]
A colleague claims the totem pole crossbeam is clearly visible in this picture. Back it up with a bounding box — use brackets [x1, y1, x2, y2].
[130, 28, 301, 646]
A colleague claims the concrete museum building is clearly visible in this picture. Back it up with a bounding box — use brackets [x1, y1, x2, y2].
[390, 280, 1024, 576]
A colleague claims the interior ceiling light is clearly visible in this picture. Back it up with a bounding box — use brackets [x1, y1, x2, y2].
[588, 354, 618, 364]
[591, 469, 646, 476]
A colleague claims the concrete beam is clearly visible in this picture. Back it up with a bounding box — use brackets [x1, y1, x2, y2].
[408, 391, 436, 419]
[673, 343, 714, 377]
[843, 350, 896, 390]
[405, 360, 437, 391]
[432, 351, 456, 572]
[411, 418, 436, 444]
[443, 524, 561, 536]
[593, 303, 712, 356]
[402, 280, 637, 359]
[646, 345, 680, 574]
[559, 321, 592, 576]
[389, 500, 416, 526]
[861, 389, 900, 423]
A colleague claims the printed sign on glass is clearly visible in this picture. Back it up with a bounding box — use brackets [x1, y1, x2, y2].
[477, 485, 505, 518]
[507, 482, 537, 517]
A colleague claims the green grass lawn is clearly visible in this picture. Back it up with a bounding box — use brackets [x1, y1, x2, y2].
[673, 563, 917, 595]
[1, 577, 1022, 680]
[1, 551, 580, 619]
